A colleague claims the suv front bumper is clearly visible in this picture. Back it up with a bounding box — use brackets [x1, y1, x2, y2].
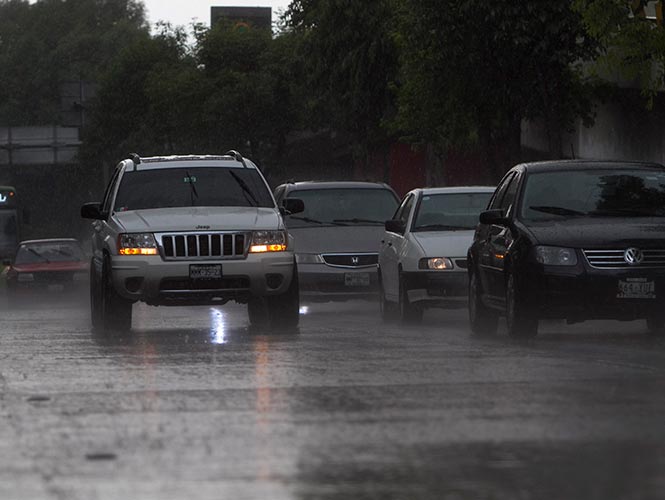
[109, 252, 295, 306]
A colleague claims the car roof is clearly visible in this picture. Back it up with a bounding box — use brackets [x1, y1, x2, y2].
[416, 186, 496, 195]
[516, 159, 665, 173]
[19, 238, 80, 246]
[281, 180, 395, 191]
[122, 154, 259, 171]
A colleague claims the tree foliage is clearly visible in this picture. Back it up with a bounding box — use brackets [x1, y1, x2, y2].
[574, 0, 665, 104]
[284, 0, 398, 154]
[393, 0, 600, 173]
[0, 0, 148, 124]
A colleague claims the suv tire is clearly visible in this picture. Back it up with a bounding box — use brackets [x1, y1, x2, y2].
[97, 256, 132, 332]
[248, 266, 300, 330]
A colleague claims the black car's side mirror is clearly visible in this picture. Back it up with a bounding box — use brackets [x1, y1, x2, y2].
[479, 209, 509, 226]
[81, 202, 104, 220]
[281, 198, 305, 215]
[385, 219, 405, 234]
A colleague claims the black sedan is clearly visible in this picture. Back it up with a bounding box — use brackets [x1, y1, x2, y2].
[468, 160, 665, 338]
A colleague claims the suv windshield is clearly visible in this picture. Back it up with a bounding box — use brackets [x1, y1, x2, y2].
[15, 242, 84, 264]
[114, 167, 274, 211]
[521, 168, 665, 221]
[413, 192, 492, 231]
[285, 188, 398, 227]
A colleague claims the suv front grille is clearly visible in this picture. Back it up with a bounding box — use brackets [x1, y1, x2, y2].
[583, 249, 665, 269]
[321, 253, 378, 268]
[157, 232, 248, 260]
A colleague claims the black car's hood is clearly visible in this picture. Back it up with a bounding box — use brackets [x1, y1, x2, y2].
[524, 217, 665, 249]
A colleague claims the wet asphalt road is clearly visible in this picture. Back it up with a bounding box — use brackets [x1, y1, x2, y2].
[2, 291, 665, 500]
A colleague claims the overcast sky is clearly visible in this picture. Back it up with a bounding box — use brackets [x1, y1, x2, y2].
[141, 1, 292, 29]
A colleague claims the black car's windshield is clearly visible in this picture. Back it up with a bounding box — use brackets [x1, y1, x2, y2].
[521, 168, 665, 220]
[114, 167, 274, 211]
[284, 188, 398, 228]
[413, 192, 492, 231]
[15, 242, 84, 264]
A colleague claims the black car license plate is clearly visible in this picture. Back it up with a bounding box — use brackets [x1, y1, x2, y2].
[190, 264, 222, 280]
[617, 278, 655, 299]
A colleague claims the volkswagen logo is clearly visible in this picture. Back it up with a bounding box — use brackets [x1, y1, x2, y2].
[624, 247, 644, 265]
[351, 256, 360, 265]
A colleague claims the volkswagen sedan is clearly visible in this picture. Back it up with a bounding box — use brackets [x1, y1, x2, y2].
[468, 160, 665, 338]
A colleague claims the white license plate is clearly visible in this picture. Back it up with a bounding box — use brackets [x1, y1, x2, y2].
[190, 264, 222, 280]
[617, 278, 655, 299]
[345, 272, 370, 287]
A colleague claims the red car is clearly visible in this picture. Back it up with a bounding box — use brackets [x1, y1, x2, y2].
[4, 238, 88, 295]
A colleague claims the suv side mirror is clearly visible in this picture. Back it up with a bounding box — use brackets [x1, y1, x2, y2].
[282, 198, 305, 215]
[81, 202, 103, 220]
[479, 209, 509, 226]
[385, 219, 405, 234]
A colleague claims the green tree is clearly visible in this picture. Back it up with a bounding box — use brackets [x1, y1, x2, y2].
[284, 0, 398, 166]
[0, 0, 148, 125]
[574, 0, 665, 105]
[394, 0, 599, 179]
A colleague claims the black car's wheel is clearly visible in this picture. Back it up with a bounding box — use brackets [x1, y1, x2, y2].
[99, 256, 132, 332]
[378, 269, 397, 322]
[399, 274, 423, 324]
[468, 271, 498, 336]
[265, 269, 300, 330]
[506, 273, 538, 338]
[646, 314, 665, 336]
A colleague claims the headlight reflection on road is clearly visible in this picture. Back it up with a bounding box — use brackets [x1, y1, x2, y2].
[299, 306, 309, 315]
[210, 308, 227, 345]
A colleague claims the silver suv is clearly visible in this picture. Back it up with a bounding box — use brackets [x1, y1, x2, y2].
[81, 152, 304, 332]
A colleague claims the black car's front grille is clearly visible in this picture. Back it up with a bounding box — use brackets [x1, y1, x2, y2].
[321, 253, 378, 268]
[158, 233, 248, 260]
[583, 249, 665, 269]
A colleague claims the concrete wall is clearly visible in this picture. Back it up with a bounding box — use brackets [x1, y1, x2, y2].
[522, 97, 665, 164]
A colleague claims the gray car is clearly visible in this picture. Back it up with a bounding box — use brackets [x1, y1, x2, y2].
[274, 181, 400, 302]
[81, 152, 304, 332]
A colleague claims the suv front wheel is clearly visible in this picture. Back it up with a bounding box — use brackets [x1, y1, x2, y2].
[248, 265, 300, 330]
[92, 256, 133, 332]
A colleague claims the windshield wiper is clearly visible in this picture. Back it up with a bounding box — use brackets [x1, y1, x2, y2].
[333, 218, 384, 225]
[288, 216, 348, 226]
[529, 206, 586, 216]
[414, 224, 470, 231]
[185, 170, 199, 206]
[27, 247, 50, 263]
[588, 208, 665, 217]
[229, 170, 258, 207]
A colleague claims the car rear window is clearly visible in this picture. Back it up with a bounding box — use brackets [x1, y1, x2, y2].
[285, 188, 399, 227]
[114, 167, 274, 211]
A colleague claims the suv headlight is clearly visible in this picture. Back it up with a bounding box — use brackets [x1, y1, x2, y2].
[534, 246, 577, 266]
[418, 257, 453, 270]
[250, 230, 287, 253]
[118, 233, 158, 256]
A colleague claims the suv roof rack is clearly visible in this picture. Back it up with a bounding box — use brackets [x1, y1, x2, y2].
[225, 150, 248, 168]
[129, 153, 141, 171]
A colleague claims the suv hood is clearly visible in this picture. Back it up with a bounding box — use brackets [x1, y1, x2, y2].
[113, 207, 282, 233]
[412, 230, 475, 257]
[525, 218, 665, 248]
[288, 225, 384, 253]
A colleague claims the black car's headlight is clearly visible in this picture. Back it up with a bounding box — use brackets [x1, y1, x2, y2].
[533, 246, 577, 266]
